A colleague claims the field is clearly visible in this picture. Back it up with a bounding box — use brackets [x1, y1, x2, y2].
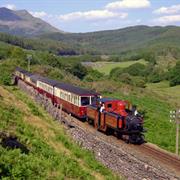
[0, 85, 119, 179]
[146, 81, 180, 107]
[91, 59, 147, 75]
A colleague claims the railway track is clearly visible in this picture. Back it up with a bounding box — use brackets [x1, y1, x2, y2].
[68, 113, 180, 177]
[140, 143, 180, 174]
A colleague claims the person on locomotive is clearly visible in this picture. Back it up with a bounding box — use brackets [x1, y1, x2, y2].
[100, 103, 105, 113]
[131, 105, 138, 116]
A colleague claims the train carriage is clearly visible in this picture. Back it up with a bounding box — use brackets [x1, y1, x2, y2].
[14, 67, 40, 88]
[36, 77, 57, 100]
[14, 67, 29, 83]
[54, 83, 101, 118]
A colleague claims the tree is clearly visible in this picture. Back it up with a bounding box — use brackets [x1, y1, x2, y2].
[84, 69, 104, 82]
[109, 67, 124, 79]
[169, 61, 180, 86]
[124, 63, 146, 76]
[70, 63, 87, 80]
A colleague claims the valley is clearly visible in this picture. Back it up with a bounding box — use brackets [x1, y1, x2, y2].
[0, 3, 180, 179]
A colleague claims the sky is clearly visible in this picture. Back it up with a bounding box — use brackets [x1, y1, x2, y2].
[1, 0, 180, 32]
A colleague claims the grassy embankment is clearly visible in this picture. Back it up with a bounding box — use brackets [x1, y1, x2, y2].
[146, 81, 180, 107]
[92, 59, 147, 75]
[0, 85, 120, 179]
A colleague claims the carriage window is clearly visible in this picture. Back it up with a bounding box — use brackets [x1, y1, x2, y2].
[81, 97, 90, 106]
[91, 96, 98, 105]
[107, 104, 112, 108]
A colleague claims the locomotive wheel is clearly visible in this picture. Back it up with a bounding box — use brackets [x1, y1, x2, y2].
[129, 134, 145, 144]
[106, 127, 114, 135]
[116, 132, 122, 139]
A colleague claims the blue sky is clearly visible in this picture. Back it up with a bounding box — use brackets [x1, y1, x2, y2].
[1, 0, 180, 32]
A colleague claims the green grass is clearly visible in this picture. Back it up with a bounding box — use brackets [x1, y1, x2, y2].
[104, 91, 178, 154]
[93, 59, 147, 75]
[146, 81, 180, 107]
[0, 86, 120, 179]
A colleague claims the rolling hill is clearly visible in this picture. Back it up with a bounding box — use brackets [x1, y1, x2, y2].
[40, 25, 180, 55]
[0, 7, 61, 37]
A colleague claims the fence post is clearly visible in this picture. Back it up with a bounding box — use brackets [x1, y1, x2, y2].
[59, 104, 62, 121]
[170, 109, 180, 155]
[176, 110, 180, 155]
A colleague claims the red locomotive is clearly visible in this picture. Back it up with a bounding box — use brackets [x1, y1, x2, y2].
[87, 98, 144, 144]
[14, 67, 145, 144]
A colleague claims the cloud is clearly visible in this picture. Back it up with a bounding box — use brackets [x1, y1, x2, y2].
[5, 4, 16, 10]
[153, 4, 180, 15]
[30, 11, 47, 18]
[154, 14, 180, 24]
[59, 9, 128, 21]
[106, 0, 150, 10]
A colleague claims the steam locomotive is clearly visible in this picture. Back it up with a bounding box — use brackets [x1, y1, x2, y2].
[14, 67, 145, 144]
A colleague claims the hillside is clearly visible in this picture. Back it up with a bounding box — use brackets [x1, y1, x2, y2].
[0, 7, 61, 37]
[0, 85, 118, 179]
[40, 25, 180, 56]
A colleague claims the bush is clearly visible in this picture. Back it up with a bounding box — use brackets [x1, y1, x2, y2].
[133, 77, 146, 88]
[124, 63, 146, 76]
[70, 63, 88, 80]
[0, 61, 16, 85]
[0, 72, 12, 85]
[169, 61, 180, 86]
[109, 67, 124, 79]
[84, 69, 104, 82]
[10, 47, 26, 59]
[118, 73, 133, 85]
[148, 68, 165, 83]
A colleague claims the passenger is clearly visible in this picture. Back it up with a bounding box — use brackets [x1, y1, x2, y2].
[97, 101, 102, 111]
[100, 103, 105, 113]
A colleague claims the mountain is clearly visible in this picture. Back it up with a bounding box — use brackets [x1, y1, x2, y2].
[0, 7, 61, 37]
[1, 7, 180, 57]
[40, 25, 180, 55]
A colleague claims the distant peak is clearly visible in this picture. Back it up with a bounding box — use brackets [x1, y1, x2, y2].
[0, 7, 21, 21]
[0, 7, 12, 11]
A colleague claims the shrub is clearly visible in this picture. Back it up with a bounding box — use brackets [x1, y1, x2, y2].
[124, 63, 146, 76]
[10, 47, 26, 59]
[133, 77, 146, 88]
[0, 73, 11, 85]
[70, 63, 88, 80]
[118, 73, 133, 85]
[109, 67, 124, 79]
[84, 69, 104, 82]
[148, 68, 165, 83]
[169, 61, 180, 86]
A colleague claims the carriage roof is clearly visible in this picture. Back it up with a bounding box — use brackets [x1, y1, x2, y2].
[38, 76, 99, 96]
[15, 67, 33, 76]
[16, 67, 99, 96]
[55, 82, 100, 96]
